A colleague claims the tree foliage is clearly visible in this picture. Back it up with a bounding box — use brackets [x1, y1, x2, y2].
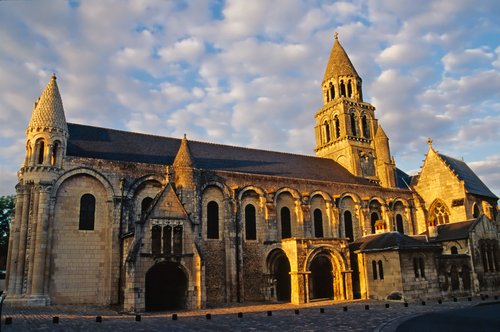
[0, 195, 15, 249]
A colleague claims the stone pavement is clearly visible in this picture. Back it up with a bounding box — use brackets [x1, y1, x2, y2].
[1, 296, 498, 331]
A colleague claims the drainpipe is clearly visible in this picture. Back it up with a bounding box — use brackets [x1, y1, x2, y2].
[117, 178, 125, 306]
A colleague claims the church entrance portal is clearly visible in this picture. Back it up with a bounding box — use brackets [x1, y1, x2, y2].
[309, 255, 334, 300]
[268, 250, 291, 302]
[145, 262, 187, 311]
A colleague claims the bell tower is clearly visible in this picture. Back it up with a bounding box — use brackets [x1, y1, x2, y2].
[314, 33, 396, 187]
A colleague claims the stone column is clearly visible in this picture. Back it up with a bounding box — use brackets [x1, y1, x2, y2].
[31, 184, 51, 297]
[14, 186, 31, 295]
[6, 185, 25, 294]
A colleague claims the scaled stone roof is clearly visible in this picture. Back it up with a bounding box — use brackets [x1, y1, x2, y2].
[66, 123, 376, 185]
[438, 153, 498, 199]
[173, 135, 195, 168]
[323, 35, 360, 82]
[349, 232, 439, 253]
[28, 75, 68, 132]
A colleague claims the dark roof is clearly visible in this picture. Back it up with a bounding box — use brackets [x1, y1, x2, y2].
[66, 123, 374, 185]
[395, 168, 412, 189]
[430, 219, 476, 242]
[438, 153, 498, 199]
[349, 232, 439, 253]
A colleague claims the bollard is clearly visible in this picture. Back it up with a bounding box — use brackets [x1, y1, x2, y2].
[53, 316, 60, 324]
[135, 315, 141, 322]
[96, 316, 102, 323]
[421, 301, 426, 306]
[485, 294, 489, 299]
[468, 297, 472, 302]
[453, 297, 457, 302]
[267, 311, 272, 317]
[172, 314, 178, 320]
[343, 306, 348, 312]
[495, 295, 498, 300]
[365, 304, 369, 310]
[206, 313, 211, 320]
[238, 312, 243, 318]
[320, 308, 325, 314]
[404, 302, 408, 307]
[294, 309, 299, 315]
[438, 299, 442, 304]
[5, 317, 12, 325]
[385, 303, 390, 308]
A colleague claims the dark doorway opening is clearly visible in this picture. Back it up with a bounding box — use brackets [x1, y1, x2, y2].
[274, 254, 291, 302]
[350, 253, 361, 299]
[309, 255, 334, 300]
[145, 262, 187, 311]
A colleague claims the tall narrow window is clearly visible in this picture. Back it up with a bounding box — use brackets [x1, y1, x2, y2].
[340, 80, 346, 97]
[334, 115, 340, 139]
[350, 113, 357, 136]
[347, 80, 353, 97]
[378, 260, 384, 280]
[324, 121, 331, 143]
[141, 197, 153, 219]
[163, 225, 172, 255]
[371, 212, 379, 234]
[37, 140, 45, 165]
[151, 225, 161, 256]
[313, 209, 323, 238]
[281, 207, 292, 239]
[344, 210, 353, 242]
[413, 258, 419, 278]
[372, 260, 378, 280]
[207, 201, 219, 239]
[51, 142, 59, 166]
[419, 257, 425, 278]
[173, 225, 183, 255]
[361, 115, 370, 138]
[245, 204, 257, 240]
[396, 214, 404, 234]
[79, 194, 96, 230]
[329, 82, 335, 100]
[473, 204, 480, 218]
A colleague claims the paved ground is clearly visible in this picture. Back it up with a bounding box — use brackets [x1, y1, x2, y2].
[1, 296, 498, 331]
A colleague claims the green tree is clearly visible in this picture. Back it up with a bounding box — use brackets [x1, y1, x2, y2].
[0, 195, 15, 269]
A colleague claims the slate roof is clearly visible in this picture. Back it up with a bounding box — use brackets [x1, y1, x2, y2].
[66, 123, 376, 185]
[429, 219, 476, 242]
[395, 168, 412, 189]
[349, 232, 439, 253]
[438, 153, 497, 199]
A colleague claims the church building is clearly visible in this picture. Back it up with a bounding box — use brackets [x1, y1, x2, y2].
[6, 34, 499, 312]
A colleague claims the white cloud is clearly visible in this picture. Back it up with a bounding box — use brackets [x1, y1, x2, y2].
[158, 37, 204, 63]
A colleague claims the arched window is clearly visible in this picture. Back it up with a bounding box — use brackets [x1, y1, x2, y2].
[347, 80, 353, 98]
[378, 260, 384, 280]
[79, 194, 96, 230]
[173, 225, 183, 255]
[396, 214, 404, 234]
[37, 140, 45, 165]
[419, 257, 425, 278]
[429, 201, 450, 226]
[473, 203, 480, 218]
[350, 112, 357, 136]
[163, 225, 172, 255]
[361, 115, 370, 138]
[372, 260, 377, 280]
[450, 246, 458, 255]
[340, 80, 346, 97]
[313, 209, 323, 238]
[329, 82, 335, 100]
[207, 201, 219, 239]
[51, 142, 59, 166]
[371, 212, 379, 234]
[141, 197, 154, 219]
[151, 225, 161, 256]
[333, 115, 340, 139]
[281, 207, 291, 239]
[343, 210, 353, 242]
[323, 121, 331, 143]
[245, 204, 257, 240]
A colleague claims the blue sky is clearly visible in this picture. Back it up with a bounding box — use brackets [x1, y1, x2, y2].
[0, 0, 499, 198]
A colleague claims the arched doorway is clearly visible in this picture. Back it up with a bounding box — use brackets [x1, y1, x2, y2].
[309, 255, 334, 300]
[268, 250, 291, 302]
[145, 262, 188, 311]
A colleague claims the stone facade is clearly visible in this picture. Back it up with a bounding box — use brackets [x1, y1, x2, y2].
[5, 36, 500, 311]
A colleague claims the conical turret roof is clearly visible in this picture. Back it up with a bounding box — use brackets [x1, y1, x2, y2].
[28, 74, 68, 132]
[323, 33, 360, 82]
[173, 134, 195, 168]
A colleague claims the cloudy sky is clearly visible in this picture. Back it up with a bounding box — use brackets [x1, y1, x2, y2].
[0, 0, 499, 198]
